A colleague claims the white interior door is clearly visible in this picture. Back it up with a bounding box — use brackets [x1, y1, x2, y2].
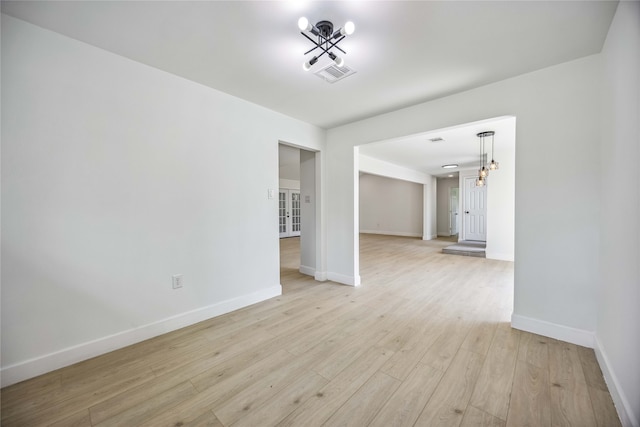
[279, 189, 301, 238]
[463, 177, 487, 241]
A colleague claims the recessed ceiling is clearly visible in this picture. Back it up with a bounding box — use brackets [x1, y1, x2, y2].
[1, 1, 618, 129]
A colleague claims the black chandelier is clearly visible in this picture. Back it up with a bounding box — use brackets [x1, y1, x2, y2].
[475, 131, 499, 187]
[298, 17, 355, 71]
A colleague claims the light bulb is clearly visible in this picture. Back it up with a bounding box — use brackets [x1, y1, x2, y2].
[489, 160, 499, 170]
[344, 21, 355, 35]
[298, 17, 312, 32]
[476, 177, 485, 187]
[479, 167, 488, 178]
[303, 56, 318, 71]
[329, 52, 344, 67]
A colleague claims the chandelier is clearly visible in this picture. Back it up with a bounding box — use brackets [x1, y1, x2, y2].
[475, 131, 499, 187]
[298, 17, 355, 71]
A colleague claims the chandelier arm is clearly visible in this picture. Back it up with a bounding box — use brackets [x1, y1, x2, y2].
[301, 32, 319, 45]
[304, 45, 322, 55]
[327, 36, 347, 54]
[302, 31, 347, 55]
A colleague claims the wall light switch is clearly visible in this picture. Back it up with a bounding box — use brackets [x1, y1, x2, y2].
[268, 189, 275, 199]
[172, 274, 183, 289]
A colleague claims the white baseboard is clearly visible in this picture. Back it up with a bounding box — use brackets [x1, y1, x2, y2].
[422, 234, 439, 241]
[594, 337, 639, 427]
[326, 272, 361, 287]
[299, 265, 315, 277]
[360, 230, 422, 238]
[486, 251, 515, 262]
[314, 271, 327, 281]
[511, 313, 594, 348]
[0, 285, 282, 387]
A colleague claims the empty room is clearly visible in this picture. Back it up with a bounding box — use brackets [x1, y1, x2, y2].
[1, 1, 638, 426]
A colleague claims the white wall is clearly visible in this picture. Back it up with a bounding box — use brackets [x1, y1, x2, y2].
[0, 15, 325, 386]
[597, 2, 640, 426]
[359, 174, 423, 237]
[326, 54, 601, 342]
[437, 178, 458, 236]
[423, 176, 437, 240]
[485, 120, 516, 261]
[278, 144, 300, 182]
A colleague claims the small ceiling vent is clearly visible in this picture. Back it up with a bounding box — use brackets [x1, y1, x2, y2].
[429, 137, 445, 142]
[313, 63, 356, 83]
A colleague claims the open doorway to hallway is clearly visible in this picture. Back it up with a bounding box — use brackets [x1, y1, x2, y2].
[357, 116, 515, 263]
[278, 143, 319, 288]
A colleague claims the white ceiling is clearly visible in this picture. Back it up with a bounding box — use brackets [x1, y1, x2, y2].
[1, 0, 617, 130]
[359, 116, 516, 177]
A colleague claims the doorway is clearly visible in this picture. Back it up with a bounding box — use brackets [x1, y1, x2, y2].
[278, 143, 319, 282]
[449, 187, 459, 236]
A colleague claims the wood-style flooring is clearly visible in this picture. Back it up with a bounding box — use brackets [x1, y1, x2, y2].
[1, 234, 621, 426]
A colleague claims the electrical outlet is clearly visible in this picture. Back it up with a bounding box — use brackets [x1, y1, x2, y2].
[172, 274, 183, 289]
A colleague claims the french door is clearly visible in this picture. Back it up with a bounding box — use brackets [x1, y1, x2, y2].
[279, 189, 301, 238]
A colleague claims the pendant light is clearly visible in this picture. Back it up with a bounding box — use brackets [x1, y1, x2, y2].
[476, 131, 497, 186]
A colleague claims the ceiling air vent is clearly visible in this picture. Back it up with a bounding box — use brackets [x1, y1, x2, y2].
[429, 137, 445, 142]
[314, 63, 356, 83]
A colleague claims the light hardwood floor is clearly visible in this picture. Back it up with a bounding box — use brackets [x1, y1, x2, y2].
[1, 234, 621, 426]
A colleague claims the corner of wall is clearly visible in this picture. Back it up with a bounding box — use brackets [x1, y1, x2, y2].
[511, 313, 594, 348]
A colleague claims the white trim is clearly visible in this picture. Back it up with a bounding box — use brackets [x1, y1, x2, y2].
[422, 234, 438, 241]
[299, 265, 315, 276]
[314, 271, 327, 281]
[0, 285, 282, 387]
[510, 313, 594, 348]
[594, 337, 639, 427]
[360, 230, 422, 238]
[486, 251, 515, 262]
[326, 272, 361, 287]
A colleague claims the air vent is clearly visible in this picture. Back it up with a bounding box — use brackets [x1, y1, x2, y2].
[313, 64, 356, 83]
[429, 137, 445, 142]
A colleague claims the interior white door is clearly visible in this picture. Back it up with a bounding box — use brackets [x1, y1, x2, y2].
[463, 177, 487, 241]
[279, 189, 301, 238]
[449, 187, 459, 236]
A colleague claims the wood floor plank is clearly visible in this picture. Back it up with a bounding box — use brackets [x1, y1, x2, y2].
[369, 362, 443, 427]
[277, 347, 394, 427]
[550, 380, 597, 427]
[460, 406, 506, 427]
[460, 406, 507, 427]
[461, 320, 498, 356]
[576, 346, 608, 391]
[230, 370, 327, 427]
[547, 340, 597, 426]
[380, 316, 447, 381]
[518, 332, 550, 370]
[420, 317, 473, 372]
[469, 327, 520, 420]
[322, 371, 401, 427]
[414, 349, 485, 427]
[586, 386, 623, 427]
[47, 409, 92, 427]
[94, 381, 198, 427]
[506, 360, 551, 427]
